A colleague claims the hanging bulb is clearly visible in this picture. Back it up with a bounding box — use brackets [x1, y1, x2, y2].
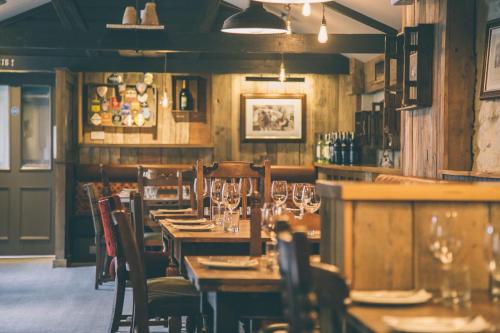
[161, 90, 169, 108]
[318, 6, 328, 43]
[279, 61, 286, 83]
[286, 18, 292, 34]
[302, 1, 311, 17]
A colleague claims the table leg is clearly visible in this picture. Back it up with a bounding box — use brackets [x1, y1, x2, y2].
[208, 292, 239, 333]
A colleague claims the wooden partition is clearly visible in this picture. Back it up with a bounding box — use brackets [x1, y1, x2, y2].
[317, 180, 500, 290]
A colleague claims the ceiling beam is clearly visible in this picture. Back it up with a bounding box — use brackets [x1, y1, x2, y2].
[198, 0, 223, 32]
[326, 1, 398, 35]
[51, 0, 87, 31]
[0, 28, 385, 54]
[0, 54, 349, 74]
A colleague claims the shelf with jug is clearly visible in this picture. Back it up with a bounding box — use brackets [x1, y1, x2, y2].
[106, 2, 164, 31]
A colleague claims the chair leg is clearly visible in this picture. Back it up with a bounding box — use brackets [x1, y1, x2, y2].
[95, 240, 101, 290]
[108, 270, 126, 333]
[168, 316, 182, 333]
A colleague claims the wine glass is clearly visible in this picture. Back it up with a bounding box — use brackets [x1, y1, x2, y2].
[238, 178, 253, 197]
[210, 178, 224, 215]
[303, 185, 321, 214]
[484, 224, 500, 301]
[271, 181, 288, 207]
[292, 183, 308, 217]
[428, 211, 463, 267]
[222, 182, 241, 232]
[193, 178, 208, 199]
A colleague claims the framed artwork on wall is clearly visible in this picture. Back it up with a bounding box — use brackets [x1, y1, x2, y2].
[240, 94, 306, 142]
[481, 18, 500, 99]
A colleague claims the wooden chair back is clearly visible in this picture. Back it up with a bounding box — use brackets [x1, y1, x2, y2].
[83, 183, 103, 237]
[130, 191, 146, 260]
[137, 166, 184, 208]
[99, 163, 112, 197]
[194, 160, 271, 219]
[277, 229, 318, 333]
[97, 195, 123, 258]
[111, 210, 150, 333]
[311, 263, 349, 333]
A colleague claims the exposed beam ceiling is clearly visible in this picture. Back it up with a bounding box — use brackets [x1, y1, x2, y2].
[51, 0, 87, 31]
[0, 28, 385, 54]
[198, 0, 223, 32]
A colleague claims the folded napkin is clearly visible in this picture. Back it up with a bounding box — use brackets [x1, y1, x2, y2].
[350, 289, 432, 304]
[154, 208, 193, 213]
[163, 218, 207, 224]
[382, 315, 491, 333]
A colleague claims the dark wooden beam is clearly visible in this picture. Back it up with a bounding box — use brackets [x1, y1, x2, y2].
[0, 28, 385, 54]
[0, 54, 349, 74]
[326, 1, 398, 35]
[51, 0, 87, 31]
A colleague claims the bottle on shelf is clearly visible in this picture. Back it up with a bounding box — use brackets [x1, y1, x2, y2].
[349, 131, 359, 166]
[333, 132, 342, 165]
[179, 80, 193, 111]
[340, 132, 349, 165]
[329, 132, 337, 164]
[315, 133, 324, 163]
[322, 133, 331, 163]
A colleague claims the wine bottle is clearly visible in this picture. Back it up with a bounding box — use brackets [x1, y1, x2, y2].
[333, 132, 341, 165]
[340, 132, 349, 165]
[316, 133, 323, 163]
[322, 133, 331, 163]
[349, 131, 359, 166]
[179, 80, 193, 111]
[329, 132, 336, 164]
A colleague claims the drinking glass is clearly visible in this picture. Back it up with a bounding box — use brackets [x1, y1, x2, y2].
[292, 183, 308, 217]
[440, 264, 471, 307]
[428, 211, 463, 267]
[484, 223, 500, 301]
[222, 182, 241, 232]
[265, 240, 278, 271]
[271, 181, 288, 207]
[302, 185, 321, 214]
[210, 178, 224, 218]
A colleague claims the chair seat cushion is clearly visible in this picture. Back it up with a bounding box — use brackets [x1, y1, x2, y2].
[147, 277, 200, 316]
[144, 232, 163, 247]
[144, 251, 168, 278]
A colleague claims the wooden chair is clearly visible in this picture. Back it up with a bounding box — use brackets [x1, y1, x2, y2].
[194, 160, 272, 219]
[83, 183, 111, 289]
[137, 166, 185, 208]
[276, 230, 319, 333]
[111, 210, 202, 333]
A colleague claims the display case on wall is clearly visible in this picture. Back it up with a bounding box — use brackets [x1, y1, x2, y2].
[171, 75, 207, 122]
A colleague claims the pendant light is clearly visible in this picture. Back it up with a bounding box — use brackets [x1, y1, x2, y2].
[317, 4, 328, 43]
[285, 4, 292, 35]
[161, 55, 169, 109]
[221, 1, 287, 34]
[302, 0, 311, 17]
[279, 54, 286, 83]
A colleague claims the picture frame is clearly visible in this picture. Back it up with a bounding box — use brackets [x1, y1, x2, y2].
[481, 19, 500, 100]
[240, 93, 306, 142]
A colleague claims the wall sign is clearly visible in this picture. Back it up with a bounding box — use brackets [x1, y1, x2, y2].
[0, 57, 15, 68]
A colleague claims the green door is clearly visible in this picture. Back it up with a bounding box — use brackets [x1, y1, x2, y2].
[0, 84, 55, 255]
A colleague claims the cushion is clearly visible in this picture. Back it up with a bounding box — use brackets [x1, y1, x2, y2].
[147, 277, 200, 316]
[144, 232, 163, 247]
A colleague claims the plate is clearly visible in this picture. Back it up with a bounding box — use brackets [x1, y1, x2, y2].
[154, 208, 193, 213]
[198, 257, 259, 269]
[171, 223, 215, 231]
[382, 315, 492, 333]
[164, 218, 207, 225]
[350, 289, 432, 305]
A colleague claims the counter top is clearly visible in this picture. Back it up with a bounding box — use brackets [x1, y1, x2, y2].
[314, 163, 402, 175]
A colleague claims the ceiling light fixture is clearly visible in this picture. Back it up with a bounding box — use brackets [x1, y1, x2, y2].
[279, 54, 286, 83]
[221, 1, 287, 34]
[302, 0, 311, 16]
[318, 4, 328, 43]
[161, 55, 169, 109]
[285, 4, 292, 35]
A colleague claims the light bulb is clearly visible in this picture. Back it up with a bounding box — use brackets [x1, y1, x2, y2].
[161, 90, 169, 108]
[286, 18, 292, 34]
[279, 62, 286, 83]
[318, 19, 328, 43]
[302, 1, 311, 17]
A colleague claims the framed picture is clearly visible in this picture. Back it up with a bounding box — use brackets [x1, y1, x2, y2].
[481, 19, 500, 99]
[240, 94, 306, 142]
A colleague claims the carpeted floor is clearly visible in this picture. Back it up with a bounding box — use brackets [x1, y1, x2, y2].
[0, 258, 170, 333]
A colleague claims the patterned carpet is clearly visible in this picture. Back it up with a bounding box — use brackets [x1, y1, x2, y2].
[0, 258, 170, 333]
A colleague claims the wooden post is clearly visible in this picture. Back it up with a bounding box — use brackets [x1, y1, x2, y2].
[250, 190, 262, 257]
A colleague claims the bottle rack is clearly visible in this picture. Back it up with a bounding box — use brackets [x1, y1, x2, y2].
[171, 75, 207, 122]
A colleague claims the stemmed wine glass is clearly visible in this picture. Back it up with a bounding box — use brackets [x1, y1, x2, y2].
[193, 178, 208, 200]
[484, 223, 500, 301]
[302, 185, 321, 214]
[222, 182, 241, 232]
[211, 178, 224, 223]
[238, 178, 253, 197]
[271, 181, 288, 207]
[292, 183, 308, 218]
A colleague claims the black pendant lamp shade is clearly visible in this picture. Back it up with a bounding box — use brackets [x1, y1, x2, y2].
[221, 1, 287, 34]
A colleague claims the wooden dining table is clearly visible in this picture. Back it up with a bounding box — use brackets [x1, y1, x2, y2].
[184, 255, 500, 333]
[160, 219, 320, 273]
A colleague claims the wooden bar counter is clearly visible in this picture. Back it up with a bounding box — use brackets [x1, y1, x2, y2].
[317, 180, 500, 291]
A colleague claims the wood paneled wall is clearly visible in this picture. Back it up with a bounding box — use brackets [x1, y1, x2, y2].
[401, 0, 475, 178]
[78, 71, 358, 166]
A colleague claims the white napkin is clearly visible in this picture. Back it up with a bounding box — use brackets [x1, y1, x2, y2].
[382, 315, 491, 333]
[350, 289, 432, 304]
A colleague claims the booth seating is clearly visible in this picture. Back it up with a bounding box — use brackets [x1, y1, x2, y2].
[374, 174, 447, 184]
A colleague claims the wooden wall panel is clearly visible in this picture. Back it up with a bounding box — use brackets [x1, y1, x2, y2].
[78, 73, 352, 165]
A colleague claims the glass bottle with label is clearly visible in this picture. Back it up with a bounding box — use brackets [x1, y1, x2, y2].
[316, 133, 323, 163]
[340, 132, 349, 165]
[322, 133, 331, 163]
[179, 80, 193, 111]
[329, 132, 337, 164]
